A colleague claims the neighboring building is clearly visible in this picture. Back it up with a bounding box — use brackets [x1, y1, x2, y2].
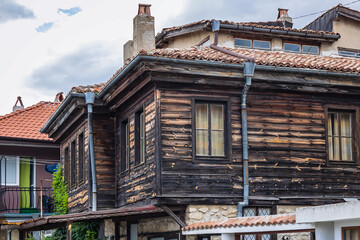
[5, 3, 360, 240]
[0, 96, 61, 239]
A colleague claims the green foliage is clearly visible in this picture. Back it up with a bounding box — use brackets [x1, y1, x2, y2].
[52, 164, 68, 215]
[72, 222, 99, 240]
[43, 228, 67, 240]
[25, 233, 36, 240]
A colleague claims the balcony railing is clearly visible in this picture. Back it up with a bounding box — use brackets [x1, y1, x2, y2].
[0, 186, 54, 214]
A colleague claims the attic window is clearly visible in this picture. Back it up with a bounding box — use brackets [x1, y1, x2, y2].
[235, 38, 270, 50]
[339, 50, 360, 58]
[284, 43, 319, 54]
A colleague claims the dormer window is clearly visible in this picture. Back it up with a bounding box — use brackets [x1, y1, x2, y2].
[235, 38, 270, 50]
[338, 48, 360, 58]
[284, 43, 319, 54]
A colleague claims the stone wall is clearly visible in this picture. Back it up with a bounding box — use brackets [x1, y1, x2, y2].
[277, 205, 311, 240]
[186, 205, 238, 225]
[118, 216, 180, 240]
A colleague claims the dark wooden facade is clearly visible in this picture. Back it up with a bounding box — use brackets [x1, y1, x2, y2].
[46, 57, 360, 213]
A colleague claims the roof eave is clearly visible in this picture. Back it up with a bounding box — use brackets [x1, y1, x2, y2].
[40, 92, 85, 134]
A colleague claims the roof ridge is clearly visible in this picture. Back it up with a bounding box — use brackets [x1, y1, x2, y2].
[0, 101, 59, 122]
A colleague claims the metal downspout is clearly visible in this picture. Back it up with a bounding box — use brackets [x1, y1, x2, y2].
[210, 20, 255, 217]
[85, 92, 97, 211]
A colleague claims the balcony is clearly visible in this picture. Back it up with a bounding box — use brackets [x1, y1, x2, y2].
[0, 186, 54, 214]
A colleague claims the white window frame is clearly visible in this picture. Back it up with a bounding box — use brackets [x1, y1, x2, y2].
[1, 156, 20, 186]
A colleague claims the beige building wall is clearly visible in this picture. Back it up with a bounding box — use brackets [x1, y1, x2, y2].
[166, 32, 234, 48]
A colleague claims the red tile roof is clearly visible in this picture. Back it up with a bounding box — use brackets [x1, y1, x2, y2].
[69, 83, 106, 94]
[159, 19, 338, 37]
[182, 214, 296, 231]
[0, 102, 60, 141]
[140, 47, 360, 73]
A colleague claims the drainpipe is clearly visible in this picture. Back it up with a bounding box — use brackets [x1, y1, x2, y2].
[85, 92, 97, 211]
[210, 20, 256, 217]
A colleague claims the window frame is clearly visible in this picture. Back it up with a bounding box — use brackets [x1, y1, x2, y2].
[120, 117, 130, 173]
[342, 226, 360, 240]
[325, 105, 359, 165]
[283, 42, 319, 55]
[135, 106, 146, 166]
[0, 156, 20, 186]
[234, 38, 271, 50]
[192, 97, 231, 162]
[78, 132, 85, 184]
[70, 140, 77, 189]
[64, 146, 70, 185]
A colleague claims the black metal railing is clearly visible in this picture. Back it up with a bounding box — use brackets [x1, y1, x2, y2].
[0, 186, 54, 214]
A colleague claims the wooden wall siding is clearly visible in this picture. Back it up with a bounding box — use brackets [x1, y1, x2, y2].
[60, 123, 90, 213]
[246, 90, 360, 205]
[116, 93, 156, 207]
[159, 89, 244, 199]
[93, 113, 116, 209]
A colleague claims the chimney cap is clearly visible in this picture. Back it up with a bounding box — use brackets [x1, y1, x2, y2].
[138, 3, 152, 16]
[277, 8, 292, 24]
[13, 96, 24, 112]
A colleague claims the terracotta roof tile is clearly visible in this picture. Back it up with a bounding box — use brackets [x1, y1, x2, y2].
[69, 83, 106, 95]
[0, 102, 60, 141]
[182, 214, 296, 231]
[140, 47, 360, 73]
[159, 19, 338, 37]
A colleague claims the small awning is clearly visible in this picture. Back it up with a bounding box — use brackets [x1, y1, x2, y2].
[0, 205, 164, 231]
[182, 214, 314, 235]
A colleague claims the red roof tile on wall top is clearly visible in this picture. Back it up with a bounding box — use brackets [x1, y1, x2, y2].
[182, 214, 296, 231]
[0, 102, 60, 141]
[141, 47, 360, 73]
[69, 83, 106, 94]
[160, 19, 338, 36]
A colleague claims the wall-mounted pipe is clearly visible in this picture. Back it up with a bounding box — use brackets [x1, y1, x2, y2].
[210, 20, 256, 217]
[85, 92, 97, 211]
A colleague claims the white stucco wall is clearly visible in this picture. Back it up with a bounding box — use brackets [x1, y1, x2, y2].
[334, 220, 360, 240]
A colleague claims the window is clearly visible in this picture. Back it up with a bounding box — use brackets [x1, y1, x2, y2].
[64, 147, 69, 184]
[0, 156, 19, 186]
[284, 43, 319, 54]
[78, 133, 84, 183]
[121, 119, 130, 172]
[135, 108, 145, 165]
[327, 110, 355, 162]
[128, 223, 138, 240]
[194, 101, 229, 159]
[235, 38, 270, 50]
[284, 43, 301, 52]
[302, 45, 319, 54]
[253, 40, 271, 50]
[242, 207, 274, 240]
[343, 227, 360, 240]
[70, 140, 76, 188]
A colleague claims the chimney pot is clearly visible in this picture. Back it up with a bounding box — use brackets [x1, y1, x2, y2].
[138, 4, 152, 16]
[13, 96, 24, 112]
[277, 8, 293, 27]
[54, 92, 64, 103]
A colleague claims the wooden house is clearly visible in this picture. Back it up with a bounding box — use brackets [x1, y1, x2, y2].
[10, 4, 360, 240]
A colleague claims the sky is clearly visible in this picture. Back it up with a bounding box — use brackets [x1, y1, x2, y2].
[0, 0, 359, 116]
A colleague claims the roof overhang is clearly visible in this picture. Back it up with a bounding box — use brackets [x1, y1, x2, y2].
[182, 214, 314, 235]
[1, 205, 164, 231]
[297, 200, 360, 223]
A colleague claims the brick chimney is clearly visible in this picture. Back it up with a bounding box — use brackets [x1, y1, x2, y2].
[277, 8, 293, 28]
[13, 96, 24, 112]
[123, 4, 155, 62]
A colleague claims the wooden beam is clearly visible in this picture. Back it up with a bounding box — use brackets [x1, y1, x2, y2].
[67, 221, 73, 240]
[159, 205, 186, 228]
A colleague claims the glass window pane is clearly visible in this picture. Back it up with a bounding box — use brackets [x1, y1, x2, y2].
[211, 131, 224, 156]
[243, 208, 256, 217]
[235, 38, 252, 48]
[253, 40, 270, 49]
[344, 229, 358, 240]
[342, 138, 352, 161]
[258, 208, 271, 216]
[331, 137, 340, 160]
[126, 123, 130, 169]
[328, 137, 334, 160]
[196, 130, 209, 156]
[302, 45, 319, 54]
[341, 113, 352, 137]
[339, 51, 357, 57]
[328, 113, 339, 136]
[140, 112, 145, 163]
[284, 43, 301, 52]
[196, 104, 208, 130]
[1, 156, 17, 185]
[211, 105, 224, 130]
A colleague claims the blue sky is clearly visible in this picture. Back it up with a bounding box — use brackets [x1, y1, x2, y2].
[0, 0, 359, 115]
